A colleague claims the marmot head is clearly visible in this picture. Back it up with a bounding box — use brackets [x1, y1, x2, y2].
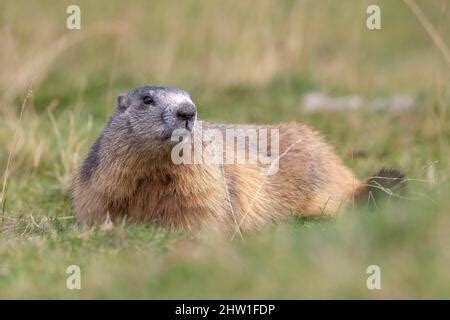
[112, 86, 197, 144]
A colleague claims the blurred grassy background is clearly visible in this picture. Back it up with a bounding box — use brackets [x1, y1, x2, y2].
[0, 0, 449, 298]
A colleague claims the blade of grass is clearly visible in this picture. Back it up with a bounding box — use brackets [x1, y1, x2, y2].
[0, 78, 35, 214]
[403, 0, 450, 66]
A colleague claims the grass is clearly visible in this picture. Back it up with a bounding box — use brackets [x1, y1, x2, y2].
[0, 0, 449, 298]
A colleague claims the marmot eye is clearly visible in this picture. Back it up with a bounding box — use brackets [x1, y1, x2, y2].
[143, 96, 154, 105]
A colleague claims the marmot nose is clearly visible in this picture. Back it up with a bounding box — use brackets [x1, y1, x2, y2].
[176, 102, 196, 121]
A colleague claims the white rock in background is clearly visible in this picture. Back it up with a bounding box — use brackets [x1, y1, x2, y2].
[333, 95, 364, 110]
[302, 92, 334, 111]
[302, 92, 414, 112]
[370, 94, 415, 111]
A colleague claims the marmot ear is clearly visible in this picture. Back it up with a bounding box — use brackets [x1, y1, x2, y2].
[116, 93, 129, 112]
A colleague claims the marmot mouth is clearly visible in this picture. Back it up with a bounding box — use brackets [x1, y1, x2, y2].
[185, 120, 195, 132]
[159, 126, 193, 143]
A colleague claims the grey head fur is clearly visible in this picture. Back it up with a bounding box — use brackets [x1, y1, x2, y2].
[79, 86, 197, 182]
[114, 86, 197, 141]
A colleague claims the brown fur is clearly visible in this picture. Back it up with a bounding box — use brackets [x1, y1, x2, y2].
[72, 121, 366, 232]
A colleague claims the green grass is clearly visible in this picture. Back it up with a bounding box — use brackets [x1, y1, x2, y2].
[0, 0, 449, 299]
